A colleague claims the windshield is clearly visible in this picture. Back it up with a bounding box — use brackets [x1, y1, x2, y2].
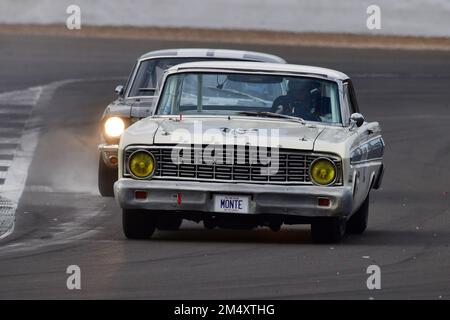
[156, 72, 342, 124]
[128, 58, 232, 97]
[129, 58, 205, 97]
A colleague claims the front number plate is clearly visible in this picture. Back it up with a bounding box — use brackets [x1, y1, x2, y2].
[213, 194, 250, 214]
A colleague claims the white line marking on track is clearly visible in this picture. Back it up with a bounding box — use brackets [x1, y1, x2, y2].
[0, 76, 125, 238]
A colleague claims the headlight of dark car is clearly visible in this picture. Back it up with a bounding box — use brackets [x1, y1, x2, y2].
[103, 116, 128, 144]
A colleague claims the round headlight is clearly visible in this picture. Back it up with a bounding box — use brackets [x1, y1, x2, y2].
[128, 150, 155, 179]
[104, 117, 125, 138]
[310, 158, 336, 185]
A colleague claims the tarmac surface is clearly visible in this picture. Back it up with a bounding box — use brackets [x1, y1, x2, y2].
[0, 34, 449, 299]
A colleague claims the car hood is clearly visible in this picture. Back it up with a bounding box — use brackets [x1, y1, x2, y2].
[122, 116, 329, 150]
[102, 97, 156, 119]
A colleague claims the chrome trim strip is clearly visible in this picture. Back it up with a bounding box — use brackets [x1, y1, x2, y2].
[351, 157, 384, 165]
[350, 136, 385, 165]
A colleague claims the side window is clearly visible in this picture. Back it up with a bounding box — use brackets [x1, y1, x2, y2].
[343, 82, 357, 115]
[348, 81, 360, 113]
[123, 61, 137, 96]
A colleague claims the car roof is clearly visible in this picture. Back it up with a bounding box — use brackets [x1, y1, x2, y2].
[138, 48, 286, 64]
[166, 61, 349, 81]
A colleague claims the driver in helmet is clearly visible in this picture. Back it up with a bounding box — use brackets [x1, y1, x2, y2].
[271, 79, 322, 122]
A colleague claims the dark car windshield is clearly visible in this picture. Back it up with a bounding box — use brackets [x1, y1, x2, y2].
[155, 72, 342, 124]
[128, 58, 197, 97]
[128, 58, 236, 97]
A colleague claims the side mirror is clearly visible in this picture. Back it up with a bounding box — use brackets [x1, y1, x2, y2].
[115, 85, 124, 96]
[350, 113, 365, 127]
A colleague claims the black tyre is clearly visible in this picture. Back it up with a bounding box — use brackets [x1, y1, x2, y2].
[122, 209, 156, 239]
[98, 155, 117, 197]
[311, 217, 346, 243]
[346, 193, 370, 234]
[203, 218, 216, 230]
[157, 215, 183, 231]
[269, 222, 282, 232]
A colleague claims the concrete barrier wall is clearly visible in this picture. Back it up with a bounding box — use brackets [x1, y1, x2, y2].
[0, 0, 449, 37]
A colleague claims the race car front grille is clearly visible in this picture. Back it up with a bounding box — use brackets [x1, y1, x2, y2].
[124, 145, 342, 185]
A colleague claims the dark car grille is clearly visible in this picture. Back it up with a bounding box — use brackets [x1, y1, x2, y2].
[124, 145, 342, 185]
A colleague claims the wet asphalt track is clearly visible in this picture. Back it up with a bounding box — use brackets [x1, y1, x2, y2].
[0, 34, 449, 299]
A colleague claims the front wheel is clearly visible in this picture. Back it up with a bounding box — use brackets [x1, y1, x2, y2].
[157, 215, 183, 231]
[311, 217, 346, 243]
[122, 209, 156, 239]
[346, 193, 370, 234]
[98, 155, 117, 197]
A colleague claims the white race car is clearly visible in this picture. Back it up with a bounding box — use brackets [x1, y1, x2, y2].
[115, 61, 385, 243]
[98, 49, 285, 196]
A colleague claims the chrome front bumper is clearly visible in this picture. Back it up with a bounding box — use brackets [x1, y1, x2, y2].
[114, 179, 354, 218]
[98, 143, 119, 168]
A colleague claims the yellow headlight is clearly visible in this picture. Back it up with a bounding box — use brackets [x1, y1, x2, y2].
[104, 117, 125, 138]
[128, 150, 155, 179]
[310, 158, 336, 185]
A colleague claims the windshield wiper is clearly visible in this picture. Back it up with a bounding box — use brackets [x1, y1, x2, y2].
[236, 111, 305, 124]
